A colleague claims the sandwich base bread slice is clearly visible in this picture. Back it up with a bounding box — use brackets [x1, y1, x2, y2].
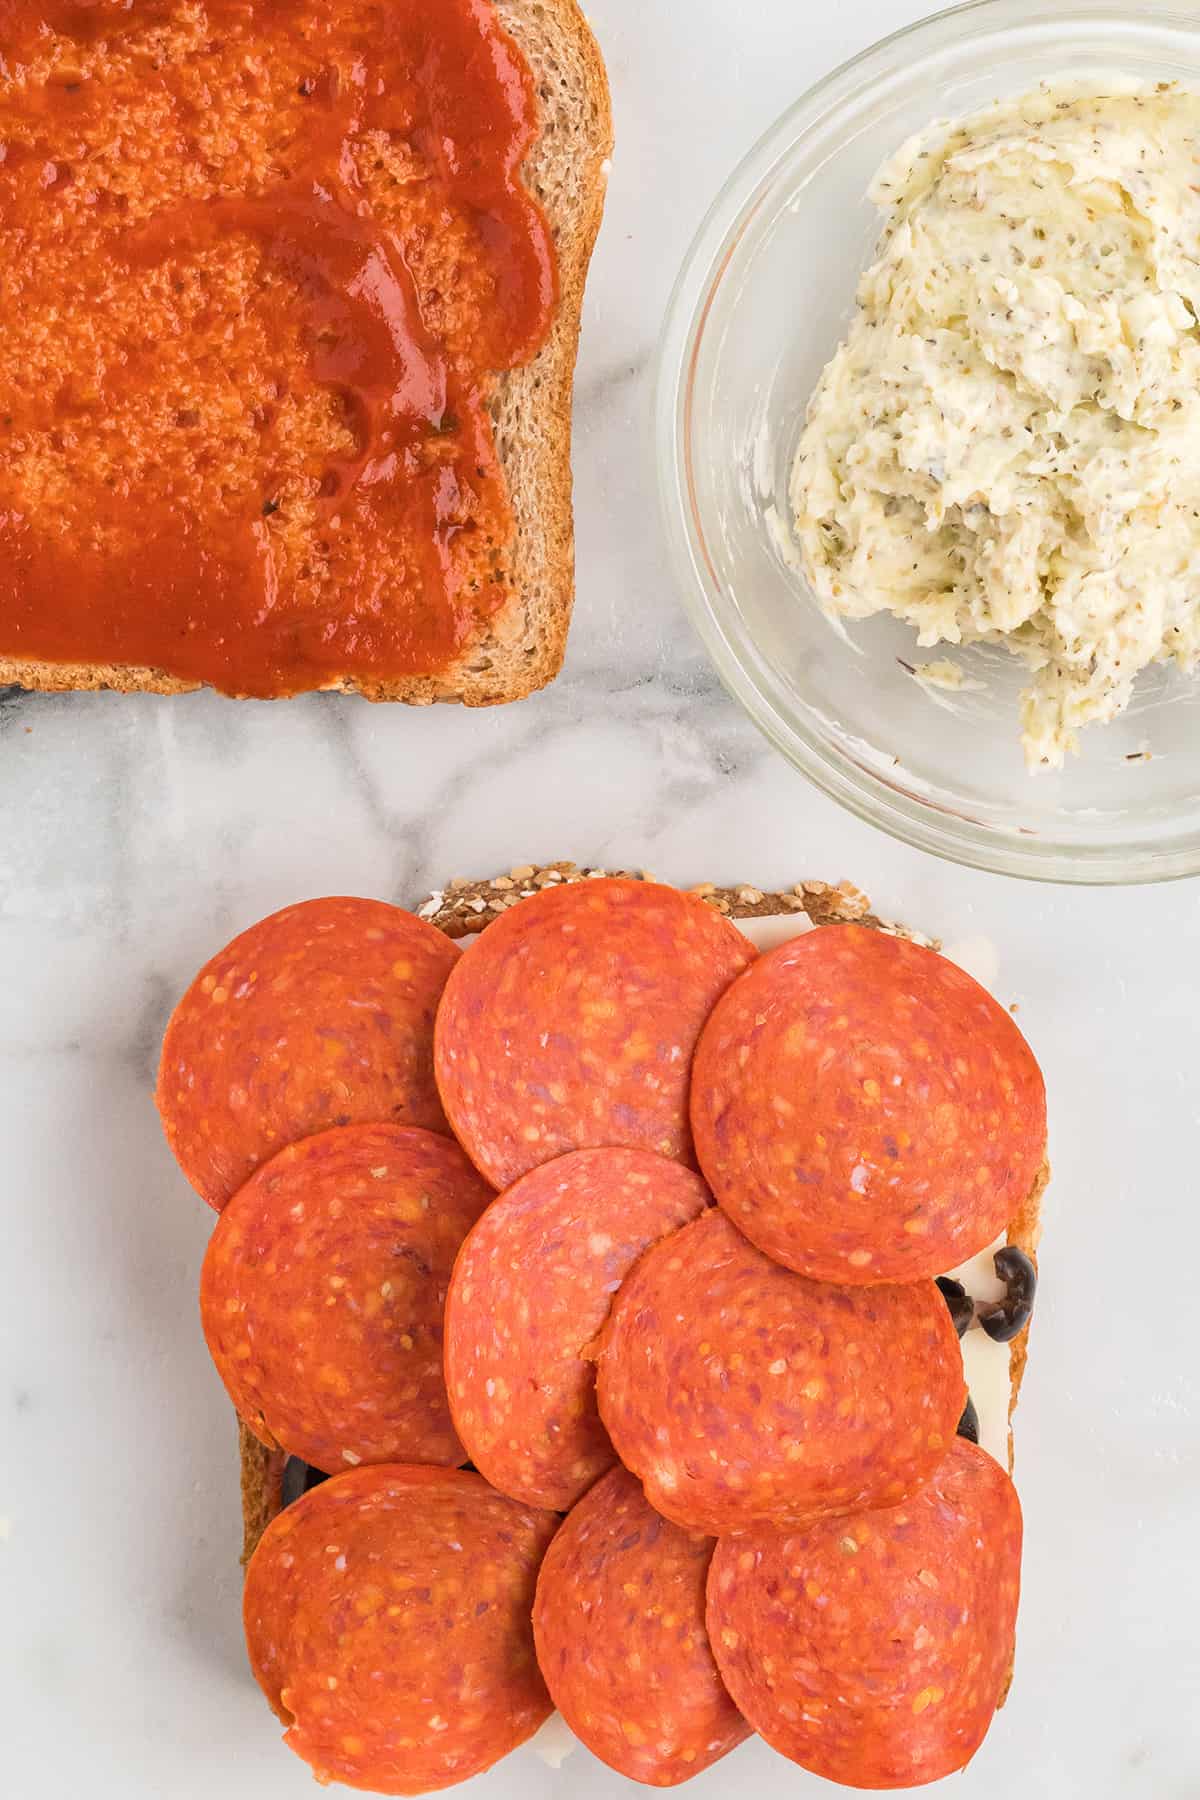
[237, 865, 1046, 1564]
[0, 0, 612, 707]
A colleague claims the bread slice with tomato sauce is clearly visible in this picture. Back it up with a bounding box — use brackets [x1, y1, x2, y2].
[0, 0, 611, 705]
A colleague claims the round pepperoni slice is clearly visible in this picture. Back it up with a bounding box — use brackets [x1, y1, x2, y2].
[433, 879, 756, 1189]
[201, 1125, 492, 1473]
[706, 1439, 1022, 1789]
[157, 897, 460, 1209]
[244, 1465, 557, 1795]
[445, 1148, 711, 1510]
[595, 1208, 965, 1536]
[691, 925, 1047, 1284]
[533, 1466, 749, 1786]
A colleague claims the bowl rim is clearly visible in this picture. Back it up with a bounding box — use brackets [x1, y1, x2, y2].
[656, 0, 1200, 886]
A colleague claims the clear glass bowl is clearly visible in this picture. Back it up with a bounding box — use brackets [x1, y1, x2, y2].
[658, 0, 1200, 884]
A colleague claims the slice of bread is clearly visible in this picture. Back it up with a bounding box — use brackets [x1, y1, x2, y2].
[236, 867, 1046, 1563]
[0, 0, 611, 706]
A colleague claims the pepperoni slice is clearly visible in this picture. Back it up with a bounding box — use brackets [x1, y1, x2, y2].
[533, 1466, 749, 1786]
[691, 925, 1046, 1283]
[433, 879, 756, 1189]
[244, 1465, 557, 1795]
[201, 1125, 492, 1472]
[595, 1209, 965, 1535]
[157, 897, 460, 1209]
[706, 1439, 1022, 1789]
[445, 1148, 711, 1510]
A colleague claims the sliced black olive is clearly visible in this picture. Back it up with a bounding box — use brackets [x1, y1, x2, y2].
[956, 1395, 980, 1445]
[281, 1457, 330, 1508]
[280, 1456, 307, 1507]
[935, 1275, 974, 1338]
[977, 1247, 1038, 1344]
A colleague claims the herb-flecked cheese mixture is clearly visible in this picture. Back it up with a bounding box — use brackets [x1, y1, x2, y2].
[791, 81, 1200, 768]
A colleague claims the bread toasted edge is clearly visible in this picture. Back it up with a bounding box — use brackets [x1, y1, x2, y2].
[0, 0, 613, 707]
[349, 0, 613, 706]
[236, 866, 1048, 1564]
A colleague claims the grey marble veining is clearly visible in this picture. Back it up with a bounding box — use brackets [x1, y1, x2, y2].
[1, 4, 1199, 1797]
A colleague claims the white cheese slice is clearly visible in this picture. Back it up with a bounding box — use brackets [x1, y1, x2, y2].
[733, 910, 817, 952]
[944, 1235, 1012, 1469]
[528, 1711, 579, 1767]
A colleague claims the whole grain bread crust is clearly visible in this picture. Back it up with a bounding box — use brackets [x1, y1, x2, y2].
[0, 0, 612, 707]
[236, 866, 1048, 1564]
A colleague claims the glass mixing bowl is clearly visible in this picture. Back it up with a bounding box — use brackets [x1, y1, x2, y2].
[658, 0, 1200, 883]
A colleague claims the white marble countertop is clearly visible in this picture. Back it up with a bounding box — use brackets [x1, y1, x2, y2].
[2, 3, 1198, 1796]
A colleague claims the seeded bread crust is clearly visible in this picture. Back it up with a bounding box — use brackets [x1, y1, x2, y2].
[0, 0, 612, 707]
[237, 868, 1047, 1563]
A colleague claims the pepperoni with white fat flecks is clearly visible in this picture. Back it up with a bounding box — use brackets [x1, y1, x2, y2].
[244, 1465, 557, 1795]
[691, 925, 1046, 1284]
[433, 879, 756, 1190]
[706, 1438, 1022, 1789]
[157, 897, 460, 1210]
[595, 1209, 965, 1536]
[201, 1125, 492, 1472]
[445, 1148, 711, 1510]
[533, 1466, 749, 1787]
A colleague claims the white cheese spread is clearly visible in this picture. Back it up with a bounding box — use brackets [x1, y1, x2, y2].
[792, 79, 1200, 768]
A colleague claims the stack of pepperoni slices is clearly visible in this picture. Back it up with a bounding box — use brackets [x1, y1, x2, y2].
[156, 879, 1046, 1795]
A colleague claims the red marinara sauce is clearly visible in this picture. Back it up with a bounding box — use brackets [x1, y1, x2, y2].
[0, 0, 556, 693]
